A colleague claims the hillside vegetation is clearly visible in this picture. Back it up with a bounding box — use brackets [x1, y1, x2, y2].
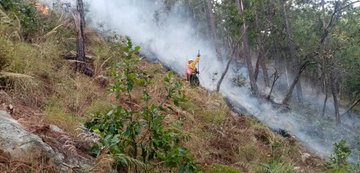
[0, 1, 357, 173]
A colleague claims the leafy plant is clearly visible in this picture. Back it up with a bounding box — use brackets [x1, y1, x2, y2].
[85, 38, 198, 172]
[0, 0, 60, 41]
[109, 37, 145, 99]
[162, 71, 186, 106]
[327, 140, 352, 170]
[0, 0, 40, 39]
[232, 74, 246, 87]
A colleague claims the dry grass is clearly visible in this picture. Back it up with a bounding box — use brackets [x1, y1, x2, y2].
[0, 149, 57, 173]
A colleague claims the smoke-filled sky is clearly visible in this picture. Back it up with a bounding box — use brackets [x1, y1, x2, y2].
[41, 0, 360, 161]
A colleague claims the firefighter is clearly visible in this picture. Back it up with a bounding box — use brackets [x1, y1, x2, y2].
[186, 54, 200, 81]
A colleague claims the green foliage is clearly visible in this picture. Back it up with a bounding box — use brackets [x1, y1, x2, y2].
[255, 158, 296, 173]
[348, 163, 360, 173]
[163, 71, 186, 106]
[85, 38, 198, 172]
[327, 140, 352, 170]
[217, 0, 243, 40]
[0, 0, 40, 39]
[325, 140, 360, 173]
[0, 0, 59, 41]
[232, 74, 246, 87]
[110, 37, 146, 98]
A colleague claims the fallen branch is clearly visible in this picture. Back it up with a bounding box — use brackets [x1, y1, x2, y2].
[164, 103, 195, 123]
[0, 72, 34, 79]
[341, 98, 360, 116]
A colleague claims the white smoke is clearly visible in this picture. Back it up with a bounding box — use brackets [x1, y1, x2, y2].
[84, 0, 223, 88]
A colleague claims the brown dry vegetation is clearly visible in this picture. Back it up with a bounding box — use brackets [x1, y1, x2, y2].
[0, 149, 57, 173]
[0, 2, 327, 173]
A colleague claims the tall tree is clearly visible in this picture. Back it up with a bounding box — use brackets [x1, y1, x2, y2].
[205, 0, 222, 61]
[253, 1, 272, 87]
[282, 1, 303, 102]
[235, 0, 258, 95]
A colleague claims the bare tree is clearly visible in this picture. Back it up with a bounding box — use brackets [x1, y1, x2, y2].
[72, 0, 93, 76]
[76, 0, 86, 72]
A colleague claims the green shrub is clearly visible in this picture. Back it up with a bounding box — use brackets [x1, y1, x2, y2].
[0, 0, 60, 41]
[348, 163, 360, 173]
[85, 38, 198, 172]
[326, 140, 360, 173]
[0, 0, 40, 39]
[327, 140, 351, 170]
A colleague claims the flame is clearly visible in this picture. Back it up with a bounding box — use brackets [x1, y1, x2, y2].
[35, 3, 49, 15]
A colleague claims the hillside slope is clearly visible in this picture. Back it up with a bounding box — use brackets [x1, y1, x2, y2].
[0, 1, 328, 173]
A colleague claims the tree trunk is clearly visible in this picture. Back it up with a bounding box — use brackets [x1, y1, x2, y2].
[259, 46, 270, 87]
[267, 69, 279, 100]
[235, 0, 258, 95]
[216, 36, 244, 92]
[72, 0, 94, 77]
[295, 80, 303, 102]
[321, 59, 328, 117]
[330, 67, 340, 125]
[282, 61, 310, 104]
[285, 65, 290, 88]
[254, 11, 270, 87]
[254, 46, 270, 87]
[205, 0, 222, 61]
[283, 3, 303, 103]
[254, 54, 260, 82]
[322, 91, 328, 117]
[216, 53, 234, 92]
[76, 0, 86, 72]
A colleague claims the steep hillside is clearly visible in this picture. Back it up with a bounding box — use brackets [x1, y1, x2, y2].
[0, 1, 346, 173]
